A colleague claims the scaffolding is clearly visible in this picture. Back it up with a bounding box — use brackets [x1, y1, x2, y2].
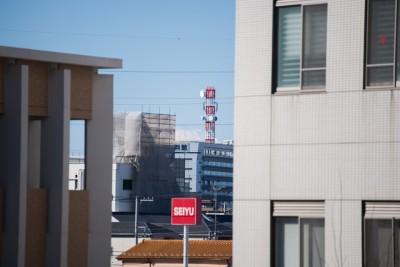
[113, 112, 181, 213]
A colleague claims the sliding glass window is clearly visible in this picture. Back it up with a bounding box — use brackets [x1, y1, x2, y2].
[366, 0, 400, 88]
[273, 202, 325, 267]
[276, 1, 327, 92]
[364, 202, 400, 266]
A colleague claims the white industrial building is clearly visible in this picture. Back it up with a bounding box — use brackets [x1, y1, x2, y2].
[234, 0, 400, 266]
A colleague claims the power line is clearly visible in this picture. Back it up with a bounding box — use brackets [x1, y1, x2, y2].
[101, 70, 233, 74]
[0, 28, 233, 41]
[70, 123, 234, 126]
[176, 123, 233, 127]
[113, 101, 233, 106]
[114, 97, 233, 100]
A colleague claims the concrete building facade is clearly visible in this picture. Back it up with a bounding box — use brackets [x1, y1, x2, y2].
[234, 1, 400, 266]
[0, 46, 121, 267]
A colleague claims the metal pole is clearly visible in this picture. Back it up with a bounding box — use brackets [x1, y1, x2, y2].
[183, 225, 189, 267]
[214, 191, 217, 239]
[135, 196, 138, 245]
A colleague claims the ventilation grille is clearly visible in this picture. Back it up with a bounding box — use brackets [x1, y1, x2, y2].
[276, 0, 327, 7]
[273, 201, 325, 218]
[365, 202, 400, 219]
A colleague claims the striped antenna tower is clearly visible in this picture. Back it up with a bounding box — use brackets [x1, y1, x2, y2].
[200, 87, 218, 143]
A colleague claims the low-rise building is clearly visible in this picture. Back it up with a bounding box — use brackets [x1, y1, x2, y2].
[117, 240, 232, 267]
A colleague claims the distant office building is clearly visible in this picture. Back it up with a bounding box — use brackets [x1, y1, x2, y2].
[174, 141, 233, 211]
[112, 112, 181, 213]
[0, 46, 121, 267]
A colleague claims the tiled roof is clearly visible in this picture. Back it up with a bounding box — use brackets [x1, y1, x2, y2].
[117, 240, 232, 263]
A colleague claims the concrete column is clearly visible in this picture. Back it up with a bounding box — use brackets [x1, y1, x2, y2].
[40, 69, 71, 267]
[28, 120, 41, 188]
[86, 74, 113, 267]
[0, 64, 29, 267]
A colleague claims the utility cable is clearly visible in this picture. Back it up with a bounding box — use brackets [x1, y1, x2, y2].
[0, 28, 233, 41]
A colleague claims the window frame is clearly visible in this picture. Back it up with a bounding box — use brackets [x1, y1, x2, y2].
[365, 0, 400, 89]
[275, 0, 328, 93]
[272, 201, 325, 267]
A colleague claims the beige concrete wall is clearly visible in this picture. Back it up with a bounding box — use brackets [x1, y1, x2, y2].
[60, 65, 93, 120]
[68, 190, 89, 267]
[0, 59, 94, 119]
[25, 188, 47, 267]
[17, 60, 49, 118]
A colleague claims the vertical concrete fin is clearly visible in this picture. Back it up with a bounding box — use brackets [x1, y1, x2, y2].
[41, 69, 71, 267]
[86, 74, 113, 267]
[0, 64, 29, 267]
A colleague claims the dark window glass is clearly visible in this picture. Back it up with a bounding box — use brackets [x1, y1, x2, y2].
[122, 179, 133, 190]
[365, 219, 398, 267]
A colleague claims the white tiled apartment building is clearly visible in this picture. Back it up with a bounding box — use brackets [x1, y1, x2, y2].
[234, 0, 400, 266]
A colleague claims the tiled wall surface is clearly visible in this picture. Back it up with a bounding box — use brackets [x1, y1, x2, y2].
[234, 0, 398, 266]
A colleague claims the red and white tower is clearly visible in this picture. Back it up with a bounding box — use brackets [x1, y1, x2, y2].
[200, 87, 218, 143]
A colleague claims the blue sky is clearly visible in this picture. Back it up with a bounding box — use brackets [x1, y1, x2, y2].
[0, 0, 235, 155]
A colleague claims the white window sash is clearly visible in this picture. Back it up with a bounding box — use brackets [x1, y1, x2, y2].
[276, 0, 327, 7]
[365, 202, 400, 219]
[273, 201, 325, 218]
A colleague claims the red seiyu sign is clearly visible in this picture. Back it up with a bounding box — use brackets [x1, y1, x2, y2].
[171, 198, 202, 225]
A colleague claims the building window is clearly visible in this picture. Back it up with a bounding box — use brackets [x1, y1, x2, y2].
[276, 1, 327, 92]
[366, 0, 400, 88]
[273, 202, 325, 267]
[122, 179, 133, 190]
[364, 202, 400, 266]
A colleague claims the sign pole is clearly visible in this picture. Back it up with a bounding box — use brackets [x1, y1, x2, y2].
[135, 196, 138, 245]
[171, 198, 201, 267]
[183, 225, 189, 267]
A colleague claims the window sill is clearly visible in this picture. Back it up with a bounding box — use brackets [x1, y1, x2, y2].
[364, 86, 400, 91]
[274, 89, 327, 95]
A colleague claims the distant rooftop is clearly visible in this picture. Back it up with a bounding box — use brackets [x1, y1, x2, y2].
[0, 46, 122, 68]
[117, 240, 232, 264]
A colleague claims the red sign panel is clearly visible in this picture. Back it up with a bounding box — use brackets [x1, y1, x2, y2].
[171, 198, 202, 225]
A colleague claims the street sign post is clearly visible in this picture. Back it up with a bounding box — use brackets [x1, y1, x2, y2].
[171, 198, 202, 267]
